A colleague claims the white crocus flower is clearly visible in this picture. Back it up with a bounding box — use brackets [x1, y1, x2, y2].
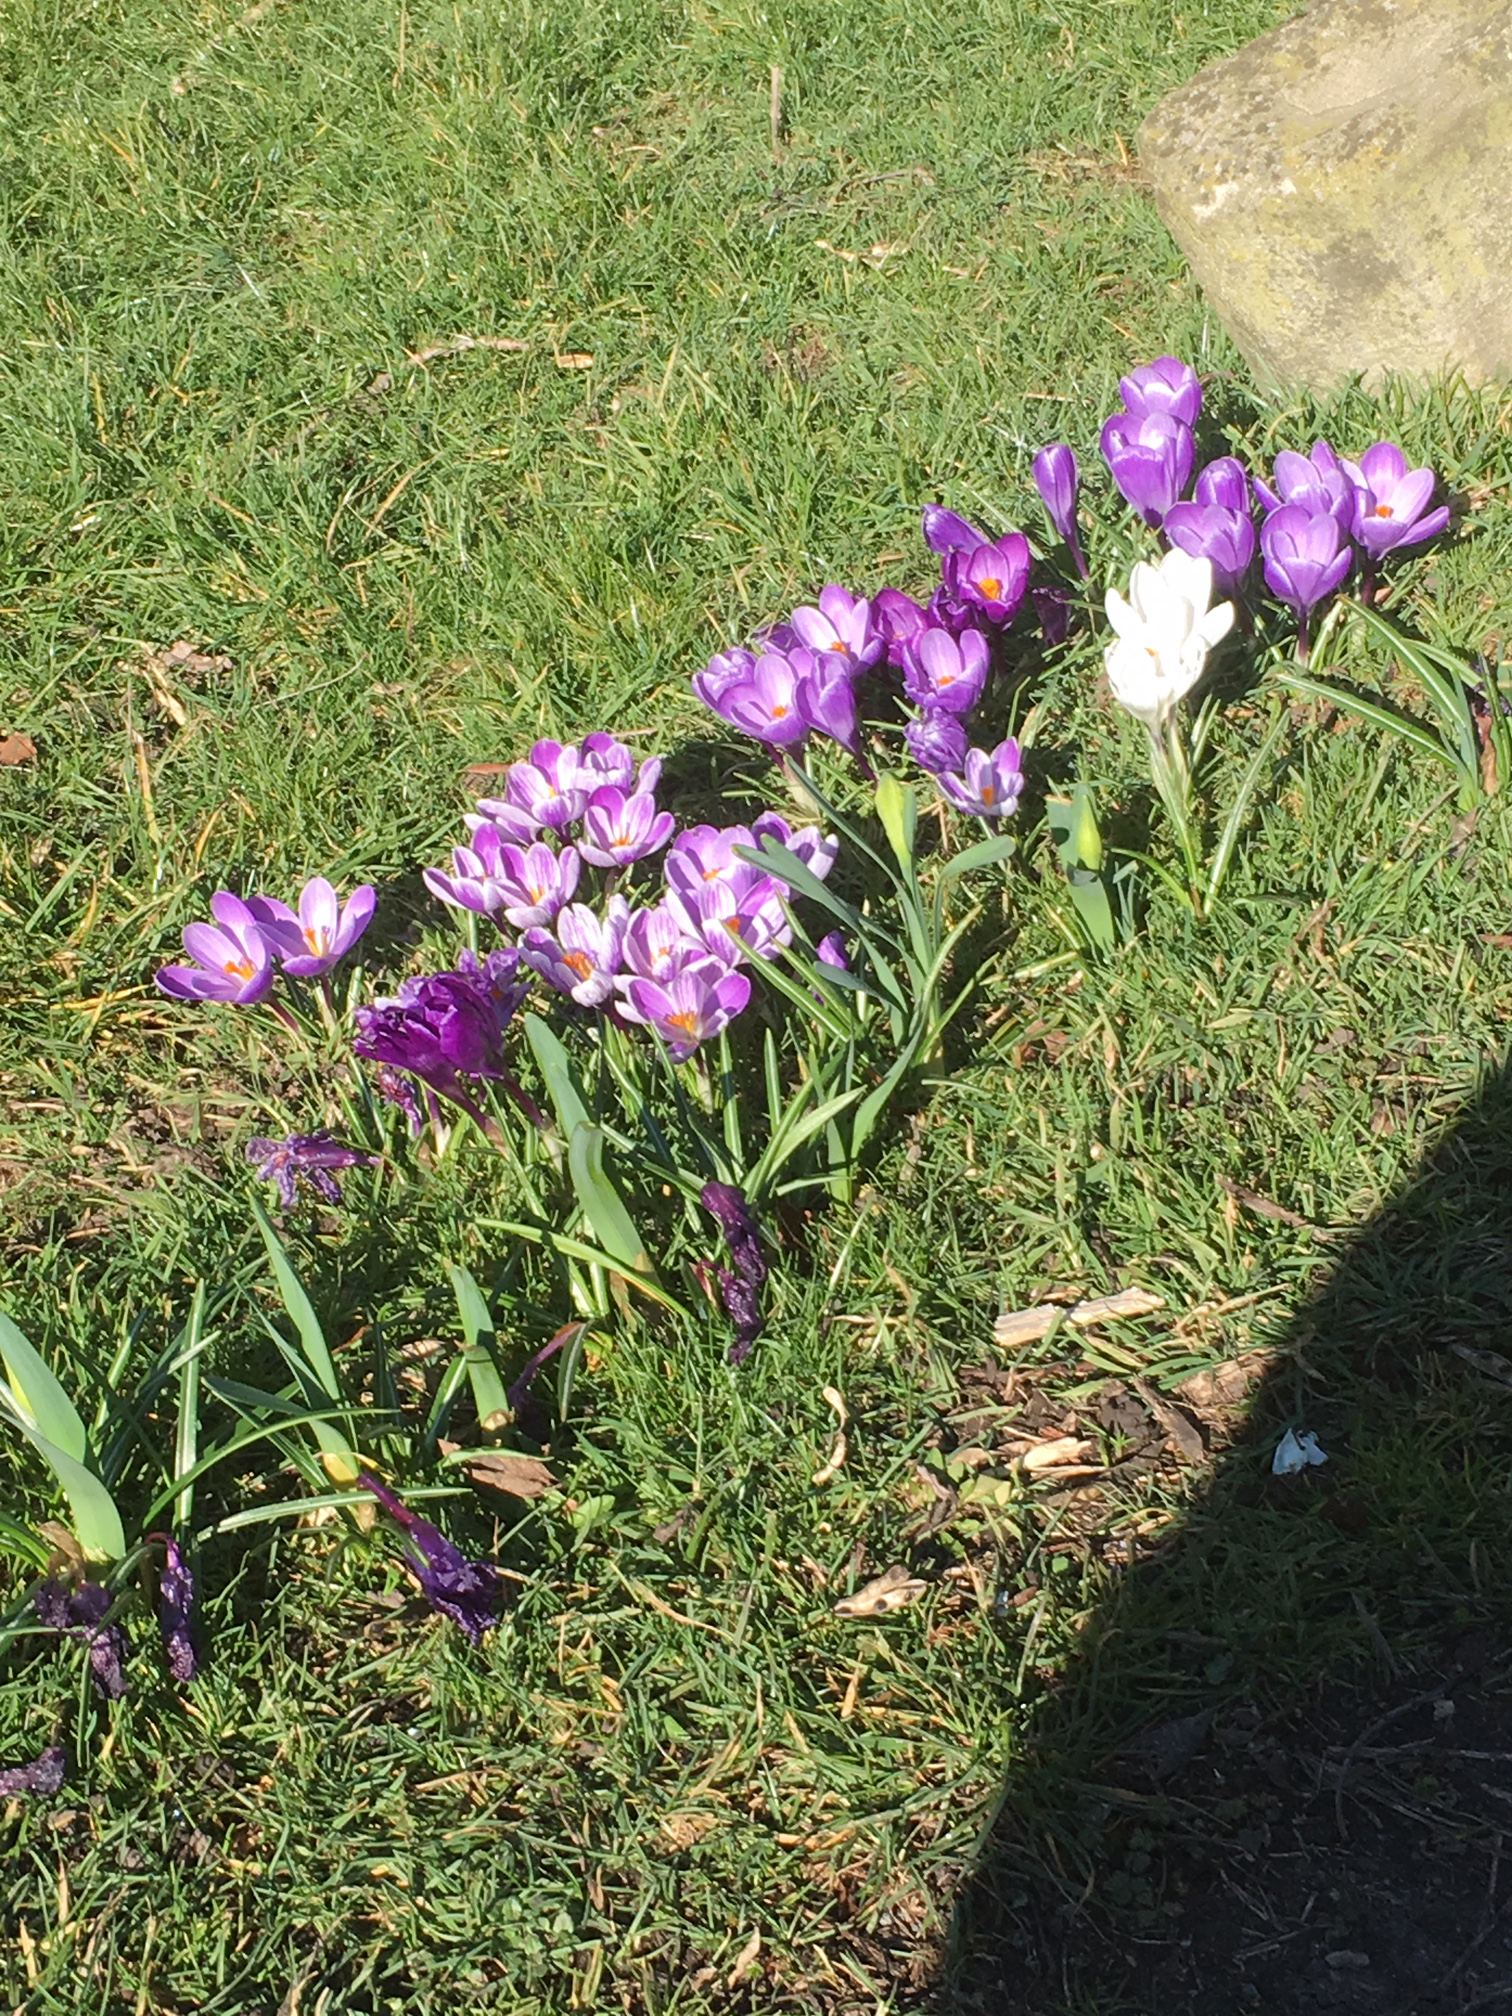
[1103, 548, 1235, 731]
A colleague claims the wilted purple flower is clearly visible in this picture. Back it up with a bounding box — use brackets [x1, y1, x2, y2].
[1032, 585, 1073, 647]
[246, 1131, 377, 1210]
[1118, 356, 1202, 427]
[156, 892, 275, 1005]
[868, 587, 929, 668]
[1253, 440, 1355, 529]
[487, 841, 583, 930]
[522, 895, 630, 1007]
[795, 655, 864, 758]
[360, 1473, 503, 1644]
[700, 1180, 768, 1362]
[953, 534, 1031, 625]
[504, 740, 592, 831]
[36, 1579, 127, 1700]
[1343, 441, 1450, 556]
[1100, 411, 1195, 528]
[354, 951, 527, 1097]
[1194, 456, 1250, 514]
[423, 821, 524, 916]
[246, 878, 376, 978]
[790, 586, 885, 671]
[620, 902, 695, 983]
[619, 959, 753, 1060]
[901, 624, 990, 715]
[375, 1065, 423, 1134]
[1032, 444, 1088, 577]
[815, 931, 848, 970]
[1260, 505, 1354, 628]
[579, 787, 675, 868]
[158, 1536, 198, 1683]
[0, 1746, 66, 1797]
[904, 708, 969, 776]
[939, 738, 1025, 820]
[922, 504, 989, 556]
[1163, 500, 1257, 601]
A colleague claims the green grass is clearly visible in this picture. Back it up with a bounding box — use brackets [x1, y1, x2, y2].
[8, 0, 1512, 2010]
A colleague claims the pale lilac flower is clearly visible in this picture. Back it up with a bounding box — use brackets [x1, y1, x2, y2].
[789, 586, 885, 671]
[1342, 441, 1450, 556]
[750, 811, 838, 882]
[718, 649, 812, 747]
[795, 655, 863, 758]
[491, 842, 582, 930]
[246, 1131, 377, 1210]
[665, 824, 755, 901]
[905, 709, 968, 776]
[423, 821, 523, 915]
[522, 896, 630, 1007]
[579, 732, 661, 797]
[1118, 356, 1202, 427]
[579, 787, 675, 868]
[620, 902, 695, 983]
[816, 931, 848, 970]
[693, 648, 757, 716]
[1253, 440, 1355, 529]
[901, 625, 990, 715]
[504, 740, 592, 830]
[467, 798, 541, 844]
[156, 892, 275, 1004]
[939, 738, 1025, 820]
[620, 959, 753, 1059]
[246, 877, 375, 977]
[667, 870, 791, 965]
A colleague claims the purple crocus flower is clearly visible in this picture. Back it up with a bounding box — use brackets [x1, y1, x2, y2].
[1032, 443, 1088, 577]
[939, 738, 1025, 820]
[1253, 440, 1355, 530]
[246, 877, 376, 977]
[922, 504, 989, 556]
[354, 951, 526, 1097]
[716, 648, 813, 748]
[693, 647, 756, 717]
[665, 824, 757, 900]
[158, 1536, 198, 1683]
[1194, 456, 1251, 514]
[246, 1131, 377, 1210]
[1260, 504, 1354, 639]
[360, 1473, 503, 1643]
[1100, 410, 1195, 528]
[488, 841, 582, 930]
[1162, 501, 1256, 601]
[36, 1579, 127, 1700]
[904, 708, 969, 777]
[795, 655, 864, 759]
[522, 895, 630, 1007]
[700, 1180, 769, 1365]
[1032, 584, 1073, 647]
[504, 740, 592, 831]
[0, 1747, 66, 1797]
[901, 624, 990, 715]
[750, 812, 838, 882]
[868, 587, 930, 668]
[423, 821, 524, 916]
[816, 931, 848, 970]
[1343, 441, 1450, 556]
[156, 892, 275, 1005]
[619, 958, 753, 1060]
[1118, 356, 1202, 427]
[790, 586, 885, 671]
[579, 787, 675, 868]
[953, 534, 1030, 626]
[468, 798, 542, 845]
[620, 902, 696, 983]
[667, 870, 791, 966]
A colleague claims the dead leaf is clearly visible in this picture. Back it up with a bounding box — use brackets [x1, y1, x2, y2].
[726, 1929, 761, 1990]
[1176, 1357, 1262, 1412]
[994, 1286, 1164, 1349]
[459, 1453, 556, 1499]
[555, 351, 594, 370]
[660, 1810, 720, 1851]
[0, 732, 36, 766]
[1450, 1342, 1512, 1388]
[1130, 1378, 1207, 1464]
[832, 1564, 928, 1619]
[1018, 1435, 1097, 1473]
[812, 1386, 848, 1487]
[1216, 1174, 1317, 1231]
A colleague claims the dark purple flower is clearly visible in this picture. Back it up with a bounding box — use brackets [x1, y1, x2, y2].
[579, 788, 675, 868]
[0, 1746, 66, 1797]
[939, 738, 1025, 820]
[953, 534, 1031, 625]
[1194, 455, 1251, 515]
[1162, 500, 1256, 601]
[1032, 444, 1088, 577]
[1100, 411, 1195, 528]
[1260, 505, 1354, 620]
[1253, 440, 1355, 529]
[1118, 356, 1202, 427]
[619, 959, 752, 1060]
[522, 895, 630, 1007]
[246, 1131, 377, 1210]
[790, 586, 885, 671]
[246, 878, 376, 977]
[922, 505, 989, 556]
[36, 1579, 127, 1699]
[156, 892, 275, 1005]
[700, 1181, 768, 1364]
[1342, 441, 1450, 556]
[158, 1536, 198, 1682]
[1031, 585, 1073, 647]
[354, 951, 526, 1098]
[815, 931, 848, 970]
[360, 1473, 503, 1644]
[868, 588, 929, 668]
[901, 624, 990, 715]
[904, 708, 969, 777]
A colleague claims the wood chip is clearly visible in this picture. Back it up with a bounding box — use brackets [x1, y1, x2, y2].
[832, 1564, 927, 1619]
[1131, 1378, 1206, 1464]
[555, 351, 594, 370]
[993, 1286, 1164, 1349]
[458, 1452, 556, 1499]
[0, 732, 36, 766]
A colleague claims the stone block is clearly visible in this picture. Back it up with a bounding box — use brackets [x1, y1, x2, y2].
[1137, 0, 1512, 394]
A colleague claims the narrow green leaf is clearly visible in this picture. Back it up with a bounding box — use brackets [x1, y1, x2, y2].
[0, 1311, 88, 1462]
[523, 1013, 592, 1136]
[0, 1403, 126, 1561]
[174, 1282, 206, 1529]
[568, 1124, 656, 1281]
[934, 830, 1017, 889]
[444, 1262, 512, 1435]
[1275, 669, 1453, 765]
[251, 1200, 342, 1399]
[481, 1220, 688, 1315]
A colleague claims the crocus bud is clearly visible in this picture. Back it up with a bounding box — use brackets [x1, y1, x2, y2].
[1032, 444, 1088, 578]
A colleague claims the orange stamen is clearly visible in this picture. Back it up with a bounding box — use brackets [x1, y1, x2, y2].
[564, 951, 593, 979]
[667, 1010, 698, 1035]
[223, 957, 254, 981]
[978, 577, 1001, 599]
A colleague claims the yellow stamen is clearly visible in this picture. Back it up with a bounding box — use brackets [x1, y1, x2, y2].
[978, 576, 1001, 599]
[564, 951, 593, 978]
[303, 926, 329, 955]
[667, 1010, 698, 1035]
[223, 957, 254, 981]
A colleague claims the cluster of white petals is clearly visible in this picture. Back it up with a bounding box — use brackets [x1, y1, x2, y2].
[1103, 548, 1235, 730]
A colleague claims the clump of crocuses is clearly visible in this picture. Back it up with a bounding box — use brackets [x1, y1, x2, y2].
[157, 876, 375, 1005]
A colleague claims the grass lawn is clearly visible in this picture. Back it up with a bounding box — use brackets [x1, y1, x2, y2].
[7, 0, 1512, 2010]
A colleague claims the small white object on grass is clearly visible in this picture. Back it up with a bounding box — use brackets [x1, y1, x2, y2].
[1271, 1427, 1328, 1476]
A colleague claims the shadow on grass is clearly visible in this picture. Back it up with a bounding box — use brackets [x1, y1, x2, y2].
[940, 1057, 1512, 2015]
